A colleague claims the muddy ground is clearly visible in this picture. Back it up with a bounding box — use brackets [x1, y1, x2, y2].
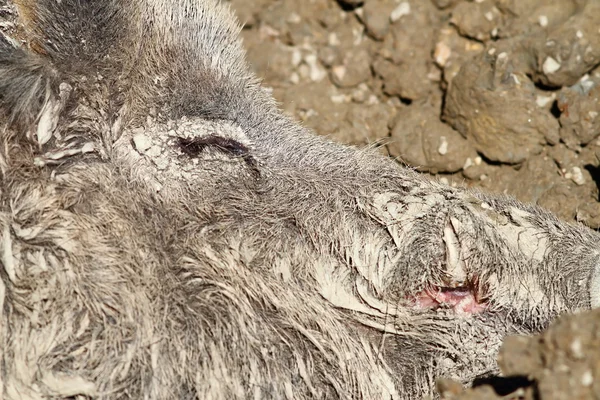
[226, 0, 600, 398]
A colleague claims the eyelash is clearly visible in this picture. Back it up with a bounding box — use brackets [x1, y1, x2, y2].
[175, 135, 260, 177]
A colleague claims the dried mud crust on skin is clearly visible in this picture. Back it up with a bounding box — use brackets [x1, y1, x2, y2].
[114, 117, 257, 193]
[226, 0, 600, 398]
[228, 0, 600, 228]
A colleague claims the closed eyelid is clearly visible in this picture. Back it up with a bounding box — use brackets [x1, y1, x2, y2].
[174, 134, 260, 177]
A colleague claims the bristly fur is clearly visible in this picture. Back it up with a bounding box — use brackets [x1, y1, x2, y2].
[0, 0, 599, 399]
[0, 33, 56, 135]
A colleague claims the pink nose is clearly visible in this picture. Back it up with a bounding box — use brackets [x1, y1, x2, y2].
[412, 287, 489, 315]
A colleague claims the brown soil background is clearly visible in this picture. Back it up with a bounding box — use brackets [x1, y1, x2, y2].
[226, 0, 600, 398]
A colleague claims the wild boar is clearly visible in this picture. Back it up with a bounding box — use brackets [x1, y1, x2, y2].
[0, 0, 598, 398]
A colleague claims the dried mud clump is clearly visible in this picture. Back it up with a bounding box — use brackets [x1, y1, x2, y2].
[443, 51, 559, 164]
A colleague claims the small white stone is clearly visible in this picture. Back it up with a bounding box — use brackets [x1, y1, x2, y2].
[582, 370, 593, 387]
[571, 339, 584, 359]
[291, 49, 302, 67]
[576, 30, 584, 39]
[474, 156, 482, 165]
[352, 26, 364, 46]
[305, 54, 327, 82]
[352, 87, 367, 103]
[536, 94, 555, 108]
[259, 24, 280, 38]
[330, 94, 349, 104]
[390, 2, 411, 22]
[543, 56, 561, 74]
[438, 136, 448, 155]
[332, 65, 346, 81]
[439, 177, 449, 185]
[484, 11, 494, 21]
[133, 133, 152, 153]
[538, 15, 548, 27]
[328, 33, 340, 47]
[434, 42, 452, 67]
[567, 166, 585, 185]
[367, 95, 379, 105]
[427, 69, 441, 82]
[287, 13, 301, 24]
[463, 158, 473, 169]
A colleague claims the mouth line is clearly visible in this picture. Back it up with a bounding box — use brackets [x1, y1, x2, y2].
[411, 285, 489, 315]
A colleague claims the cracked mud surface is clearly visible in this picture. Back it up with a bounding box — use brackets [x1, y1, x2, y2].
[227, 0, 600, 398]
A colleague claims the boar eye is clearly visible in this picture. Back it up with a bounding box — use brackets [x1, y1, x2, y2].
[175, 135, 259, 176]
[177, 135, 249, 158]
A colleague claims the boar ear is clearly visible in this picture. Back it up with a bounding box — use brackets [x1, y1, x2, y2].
[0, 34, 62, 145]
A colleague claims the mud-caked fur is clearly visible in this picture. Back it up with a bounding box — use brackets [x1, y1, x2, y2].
[1, 0, 600, 399]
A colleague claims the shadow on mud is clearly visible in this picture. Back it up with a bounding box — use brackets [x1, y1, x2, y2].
[472, 374, 534, 397]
